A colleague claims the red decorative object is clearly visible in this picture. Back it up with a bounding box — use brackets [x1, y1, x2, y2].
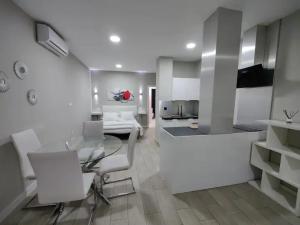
[122, 90, 131, 100]
[111, 89, 134, 103]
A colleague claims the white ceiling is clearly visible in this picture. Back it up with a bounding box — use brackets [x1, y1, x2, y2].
[12, 0, 300, 73]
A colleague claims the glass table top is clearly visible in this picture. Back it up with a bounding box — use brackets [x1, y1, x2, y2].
[70, 135, 123, 157]
[40, 135, 123, 165]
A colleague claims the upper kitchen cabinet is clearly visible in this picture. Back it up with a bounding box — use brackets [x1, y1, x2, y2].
[172, 60, 200, 100]
[172, 78, 200, 100]
[156, 59, 201, 101]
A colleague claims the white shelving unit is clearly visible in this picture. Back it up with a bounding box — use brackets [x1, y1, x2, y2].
[249, 120, 300, 216]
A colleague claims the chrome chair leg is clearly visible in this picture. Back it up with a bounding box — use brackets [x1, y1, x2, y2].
[91, 181, 111, 205]
[103, 174, 110, 182]
[103, 176, 136, 199]
[51, 203, 64, 225]
[95, 188, 111, 205]
[88, 184, 98, 225]
[49, 186, 98, 225]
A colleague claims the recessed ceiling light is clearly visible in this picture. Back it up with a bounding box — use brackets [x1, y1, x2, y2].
[115, 64, 122, 69]
[186, 42, 196, 49]
[110, 35, 121, 43]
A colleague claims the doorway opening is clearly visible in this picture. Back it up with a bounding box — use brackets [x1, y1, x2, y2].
[148, 87, 156, 128]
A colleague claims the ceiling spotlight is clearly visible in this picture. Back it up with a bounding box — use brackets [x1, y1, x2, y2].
[186, 42, 196, 49]
[115, 64, 122, 69]
[110, 35, 121, 43]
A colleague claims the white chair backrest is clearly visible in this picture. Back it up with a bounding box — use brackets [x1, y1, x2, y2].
[83, 121, 104, 140]
[65, 136, 84, 151]
[11, 129, 41, 179]
[127, 127, 138, 168]
[28, 151, 86, 204]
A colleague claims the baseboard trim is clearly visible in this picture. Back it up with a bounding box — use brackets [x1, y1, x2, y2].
[0, 182, 37, 223]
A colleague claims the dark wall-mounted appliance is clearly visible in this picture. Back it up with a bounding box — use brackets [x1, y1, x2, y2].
[237, 64, 274, 88]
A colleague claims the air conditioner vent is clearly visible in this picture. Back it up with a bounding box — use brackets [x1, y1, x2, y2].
[36, 23, 69, 57]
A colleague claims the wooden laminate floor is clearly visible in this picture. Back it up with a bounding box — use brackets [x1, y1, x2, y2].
[3, 128, 300, 225]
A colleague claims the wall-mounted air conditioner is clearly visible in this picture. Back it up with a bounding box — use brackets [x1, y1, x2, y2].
[36, 23, 69, 56]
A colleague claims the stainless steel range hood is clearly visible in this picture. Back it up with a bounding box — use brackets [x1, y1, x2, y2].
[239, 25, 267, 69]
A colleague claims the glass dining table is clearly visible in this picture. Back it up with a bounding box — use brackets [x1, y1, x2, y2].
[41, 135, 123, 170]
[76, 135, 123, 169]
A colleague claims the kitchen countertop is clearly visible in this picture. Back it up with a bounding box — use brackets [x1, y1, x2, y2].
[163, 124, 266, 136]
[161, 115, 198, 120]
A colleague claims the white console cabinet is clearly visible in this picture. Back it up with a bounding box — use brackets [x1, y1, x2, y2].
[249, 120, 300, 216]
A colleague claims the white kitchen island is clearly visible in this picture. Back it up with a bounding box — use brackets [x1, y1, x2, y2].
[160, 126, 266, 194]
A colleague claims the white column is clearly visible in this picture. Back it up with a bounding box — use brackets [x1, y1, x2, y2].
[155, 57, 173, 142]
[198, 7, 242, 132]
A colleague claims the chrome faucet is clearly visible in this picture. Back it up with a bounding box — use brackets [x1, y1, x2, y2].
[177, 104, 183, 117]
[180, 105, 183, 117]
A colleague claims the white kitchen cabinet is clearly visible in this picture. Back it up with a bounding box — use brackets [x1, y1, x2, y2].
[160, 119, 177, 128]
[172, 78, 200, 100]
[176, 119, 198, 127]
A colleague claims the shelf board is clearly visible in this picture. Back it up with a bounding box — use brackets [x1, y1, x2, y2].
[269, 186, 297, 212]
[249, 179, 297, 215]
[249, 180, 261, 190]
[255, 141, 300, 161]
[265, 120, 300, 131]
[251, 162, 300, 188]
[251, 160, 279, 177]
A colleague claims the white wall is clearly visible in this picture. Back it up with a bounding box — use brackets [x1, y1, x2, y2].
[90, 70, 155, 112]
[271, 10, 300, 122]
[0, 0, 90, 217]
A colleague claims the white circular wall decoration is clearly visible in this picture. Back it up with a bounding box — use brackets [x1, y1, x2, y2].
[14, 61, 29, 80]
[0, 71, 10, 93]
[27, 89, 38, 105]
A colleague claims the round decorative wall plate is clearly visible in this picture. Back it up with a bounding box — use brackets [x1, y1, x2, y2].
[14, 61, 29, 80]
[0, 71, 10, 93]
[27, 89, 38, 105]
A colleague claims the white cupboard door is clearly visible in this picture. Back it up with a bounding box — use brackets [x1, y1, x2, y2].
[160, 119, 178, 127]
[172, 78, 200, 100]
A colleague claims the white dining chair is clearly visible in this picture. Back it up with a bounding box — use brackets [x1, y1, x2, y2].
[11, 129, 41, 182]
[80, 121, 105, 161]
[65, 121, 105, 163]
[95, 127, 138, 203]
[83, 120, 104, 140]
[11, 129, 55, 208]
[28, 151, 97, 225]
